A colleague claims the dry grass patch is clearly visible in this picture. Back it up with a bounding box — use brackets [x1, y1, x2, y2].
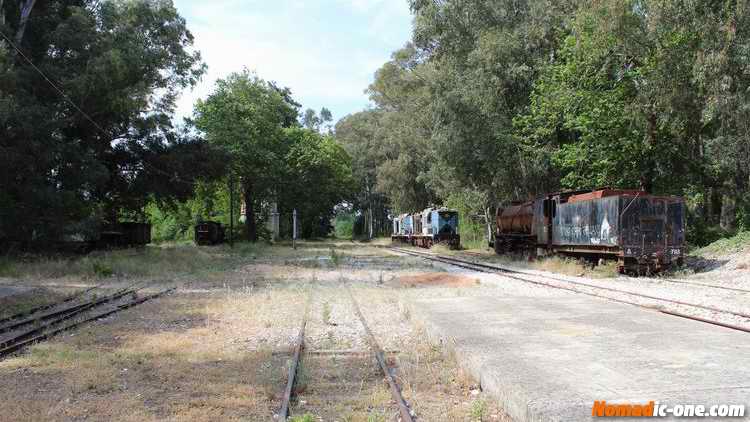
[533, 256, 619, 278]
[396, 330, 510, 422]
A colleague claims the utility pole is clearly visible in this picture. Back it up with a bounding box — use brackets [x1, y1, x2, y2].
[229, 175, 234, 248]
[292, 209, 297, 250]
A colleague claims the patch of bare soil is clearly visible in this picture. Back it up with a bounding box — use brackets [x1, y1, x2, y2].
[389, 272, 480, 288]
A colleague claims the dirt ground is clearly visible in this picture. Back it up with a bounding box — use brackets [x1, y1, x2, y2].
[0, 241, 509, 422]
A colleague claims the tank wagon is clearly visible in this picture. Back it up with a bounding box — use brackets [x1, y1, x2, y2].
[392, 208, 460, 249]
[492, 189, 685, 274]
[195, 221, 225, 245]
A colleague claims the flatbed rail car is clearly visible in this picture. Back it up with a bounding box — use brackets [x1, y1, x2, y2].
[492, 189, 685, 274]
[392, 208, 461, 249]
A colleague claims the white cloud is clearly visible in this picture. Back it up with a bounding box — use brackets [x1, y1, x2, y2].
[172, 0, 411, 122]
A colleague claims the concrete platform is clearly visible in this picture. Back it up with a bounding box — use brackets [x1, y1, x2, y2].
[408, 295, 750, 421]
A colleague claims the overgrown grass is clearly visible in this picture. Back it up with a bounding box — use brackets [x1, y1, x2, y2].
[0, 255, 18, 277]
[0, 242, 266, 280]
[532, 256, 619, 278]
[694, 230, 750, 256]
[0, 288, 68, 319]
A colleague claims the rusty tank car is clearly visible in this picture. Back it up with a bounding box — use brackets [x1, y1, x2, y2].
[493, 189, 685, 274]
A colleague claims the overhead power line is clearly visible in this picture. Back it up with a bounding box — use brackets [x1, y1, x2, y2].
[0, 28, 196, 186]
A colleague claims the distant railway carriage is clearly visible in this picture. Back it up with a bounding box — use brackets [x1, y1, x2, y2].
[391, 208, 461, 249]
[97, 222, 151, 248]
[195, 221, 226, 245]
[493, 189, 685, 274]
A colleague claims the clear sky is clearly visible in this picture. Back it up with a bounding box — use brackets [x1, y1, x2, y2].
[172, 0, 413, 123]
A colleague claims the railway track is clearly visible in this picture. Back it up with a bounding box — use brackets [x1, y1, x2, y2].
[277, 287, 415, 422]
[659, 277, 750, 294]
[391, 247, 750, 334]
[0, 283, 175, 359]
[461, 250, 750, 294]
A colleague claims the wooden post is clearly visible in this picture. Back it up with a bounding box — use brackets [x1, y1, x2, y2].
[229, 175, 234, 248]
[293, 209, 297, 250]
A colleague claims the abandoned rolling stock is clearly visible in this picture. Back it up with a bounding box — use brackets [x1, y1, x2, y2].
[493, 189, 685, 274]
[391, 208, 461, 249]
[195, 221, 226, 245]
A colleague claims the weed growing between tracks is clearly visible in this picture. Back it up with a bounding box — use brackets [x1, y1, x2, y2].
[0, 241, 511, 421]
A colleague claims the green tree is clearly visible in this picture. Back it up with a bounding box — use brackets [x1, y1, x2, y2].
[193, 70, 300, 241]
[278, 127, 354, 237]
[0, 0, 210, 248]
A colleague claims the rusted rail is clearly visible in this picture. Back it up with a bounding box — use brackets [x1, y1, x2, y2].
[0, 285, 99, 327]
[0, 282, 147, 337]
[660, 310, 750, 334]
[660, 278, 750, 294]
[391, 247, 750, 334]
[278, 291, 311, 422]
[347, 287, 415, 422]
[461, 250, 750, 294]
[0, 287, 175, 359]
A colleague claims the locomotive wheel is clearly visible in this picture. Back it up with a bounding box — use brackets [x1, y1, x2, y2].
[494, 239, 505, 255]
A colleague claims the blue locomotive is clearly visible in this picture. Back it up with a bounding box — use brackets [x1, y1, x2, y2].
[392, 208, 461, 249]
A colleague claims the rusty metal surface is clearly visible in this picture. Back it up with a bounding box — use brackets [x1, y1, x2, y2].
[497, 202, 533, 234]
[524, 190, 687, 270]
[0, 284, 99, 327]
[0, 281, 146, 337]
[0, 287, 175, 359]
[567, 189, 644, 203]
[347, 287, 415, 422]
[660, 310, 750, 334]
[553, 195, 620, 247]
[278, 291, 311, 422]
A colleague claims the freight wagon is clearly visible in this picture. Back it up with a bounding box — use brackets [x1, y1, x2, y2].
[195, 221, 225, 245]
[492, 189, 685, 274]
[97, 222, 151, 248]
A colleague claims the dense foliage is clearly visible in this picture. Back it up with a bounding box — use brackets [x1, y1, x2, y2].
[0, 0, 225, 249]
[193, 70, 354, 241]
[335, 0, 750, 246]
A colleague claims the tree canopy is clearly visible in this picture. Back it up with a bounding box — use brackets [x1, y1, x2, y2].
[334, 0, 750, 245]
[0, 0, 224, 248]
[193, 70, 353, 241]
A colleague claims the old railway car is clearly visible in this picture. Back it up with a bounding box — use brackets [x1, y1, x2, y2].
[493, 189, 685, 274]
[195, 221, 226, 245]
[392, 208, 461, 249]
[97, 222, 152, 248]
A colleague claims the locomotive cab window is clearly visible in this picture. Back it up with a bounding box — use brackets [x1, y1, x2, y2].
[543, 199, 557, 218]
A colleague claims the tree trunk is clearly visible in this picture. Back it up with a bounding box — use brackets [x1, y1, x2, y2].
[15, 0, 37, 46]
[720, 193, 736, 232]
[640, 110, 658, 193]
[243, 182, 257, 242]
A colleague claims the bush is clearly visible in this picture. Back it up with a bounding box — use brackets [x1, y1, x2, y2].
[334, 213, 355, 239]
[695, 230, 750, 255]
[686, 223, 730, 249]
[445, 190, 491, 250]
[91, 261, 114, 278]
